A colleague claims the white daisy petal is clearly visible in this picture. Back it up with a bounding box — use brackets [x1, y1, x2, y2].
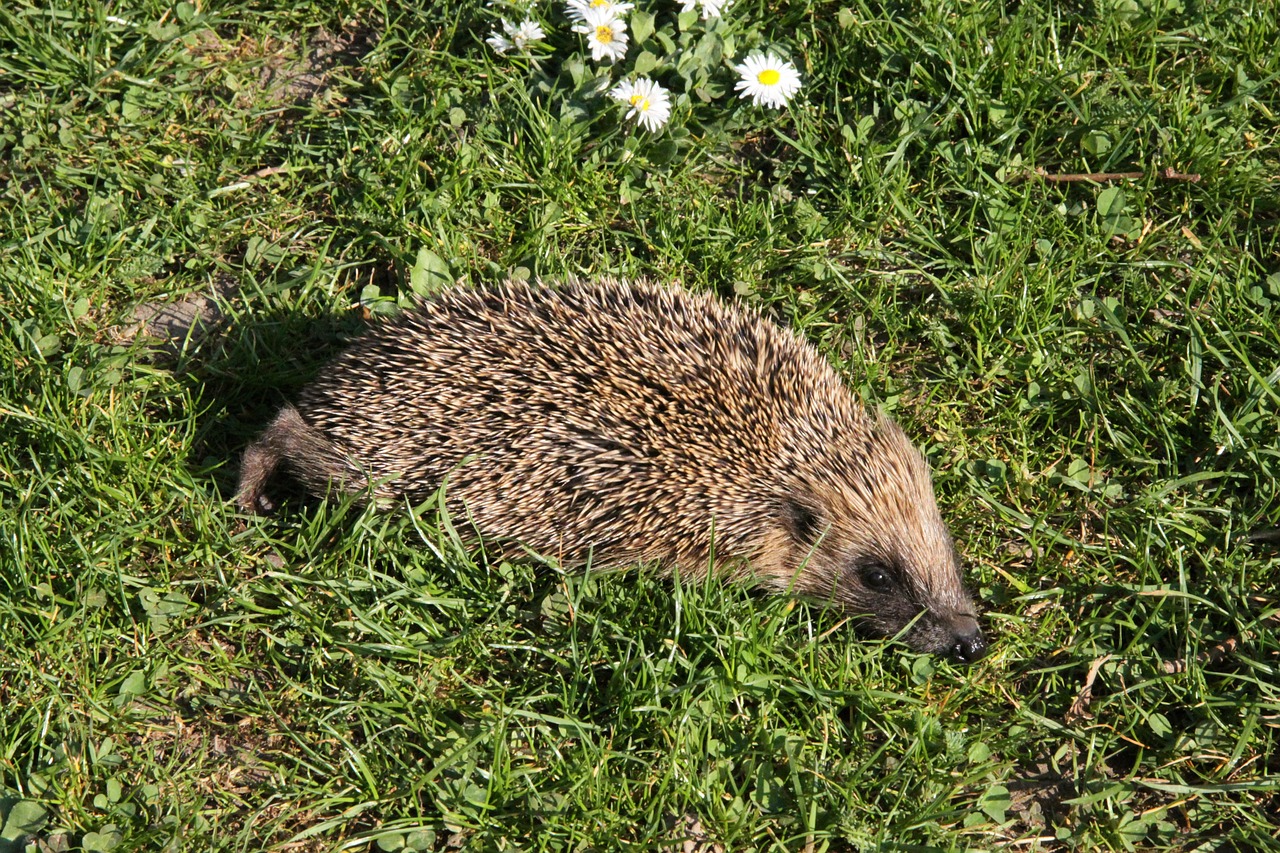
[579, 7, 628, 63]
[486, 30, 514, 54]
[703, 0, 729, 18]
[733, 52, 802, 108]
[508, 18, 545, 50]
[565, 0, 634, 23]
[610, 77, 672, 132]
[488, 18, 545, 55]
[678, 0, 728, 19]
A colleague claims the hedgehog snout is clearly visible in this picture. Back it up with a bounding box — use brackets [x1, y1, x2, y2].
[941, 613, 986, 664]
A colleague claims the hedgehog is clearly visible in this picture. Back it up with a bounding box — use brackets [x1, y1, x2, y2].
[237, 279, 986, 662]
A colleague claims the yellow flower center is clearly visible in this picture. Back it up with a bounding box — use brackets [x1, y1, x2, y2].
[757, 68, 781, 86]
[596, 25, 613, 43]
[590, 0, 609, 6]
[630, 94, 650, 111]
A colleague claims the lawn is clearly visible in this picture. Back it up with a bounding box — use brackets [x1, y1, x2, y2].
[1, 0, 1278, 850]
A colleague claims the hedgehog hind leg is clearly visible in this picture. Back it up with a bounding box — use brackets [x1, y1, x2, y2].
[236, 404, 353, 514]
[236, 437, 281, 514]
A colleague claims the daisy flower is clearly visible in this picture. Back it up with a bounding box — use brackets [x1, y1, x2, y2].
[565, 0, 634, 23]
[611, 78, 672, 132]
[679, 0, 730, 19]
[486, 18, 546, 55]
[576, 7, 629, 63]
[733, 52, 802, 108]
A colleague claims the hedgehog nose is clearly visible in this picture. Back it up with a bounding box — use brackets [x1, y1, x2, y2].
[949, 627, 987, 664]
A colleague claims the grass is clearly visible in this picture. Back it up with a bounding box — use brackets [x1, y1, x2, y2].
[1, 0, 1278, 849]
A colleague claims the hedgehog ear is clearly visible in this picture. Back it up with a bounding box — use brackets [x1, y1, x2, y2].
[782, 498, 823, 547]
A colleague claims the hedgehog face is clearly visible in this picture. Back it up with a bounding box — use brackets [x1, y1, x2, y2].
[832, 546, 985, 663]
[771, 436, 986, 663]
[781, 518, 985, 663]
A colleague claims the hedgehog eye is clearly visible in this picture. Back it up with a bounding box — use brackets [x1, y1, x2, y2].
[860, 563, 894, 592]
